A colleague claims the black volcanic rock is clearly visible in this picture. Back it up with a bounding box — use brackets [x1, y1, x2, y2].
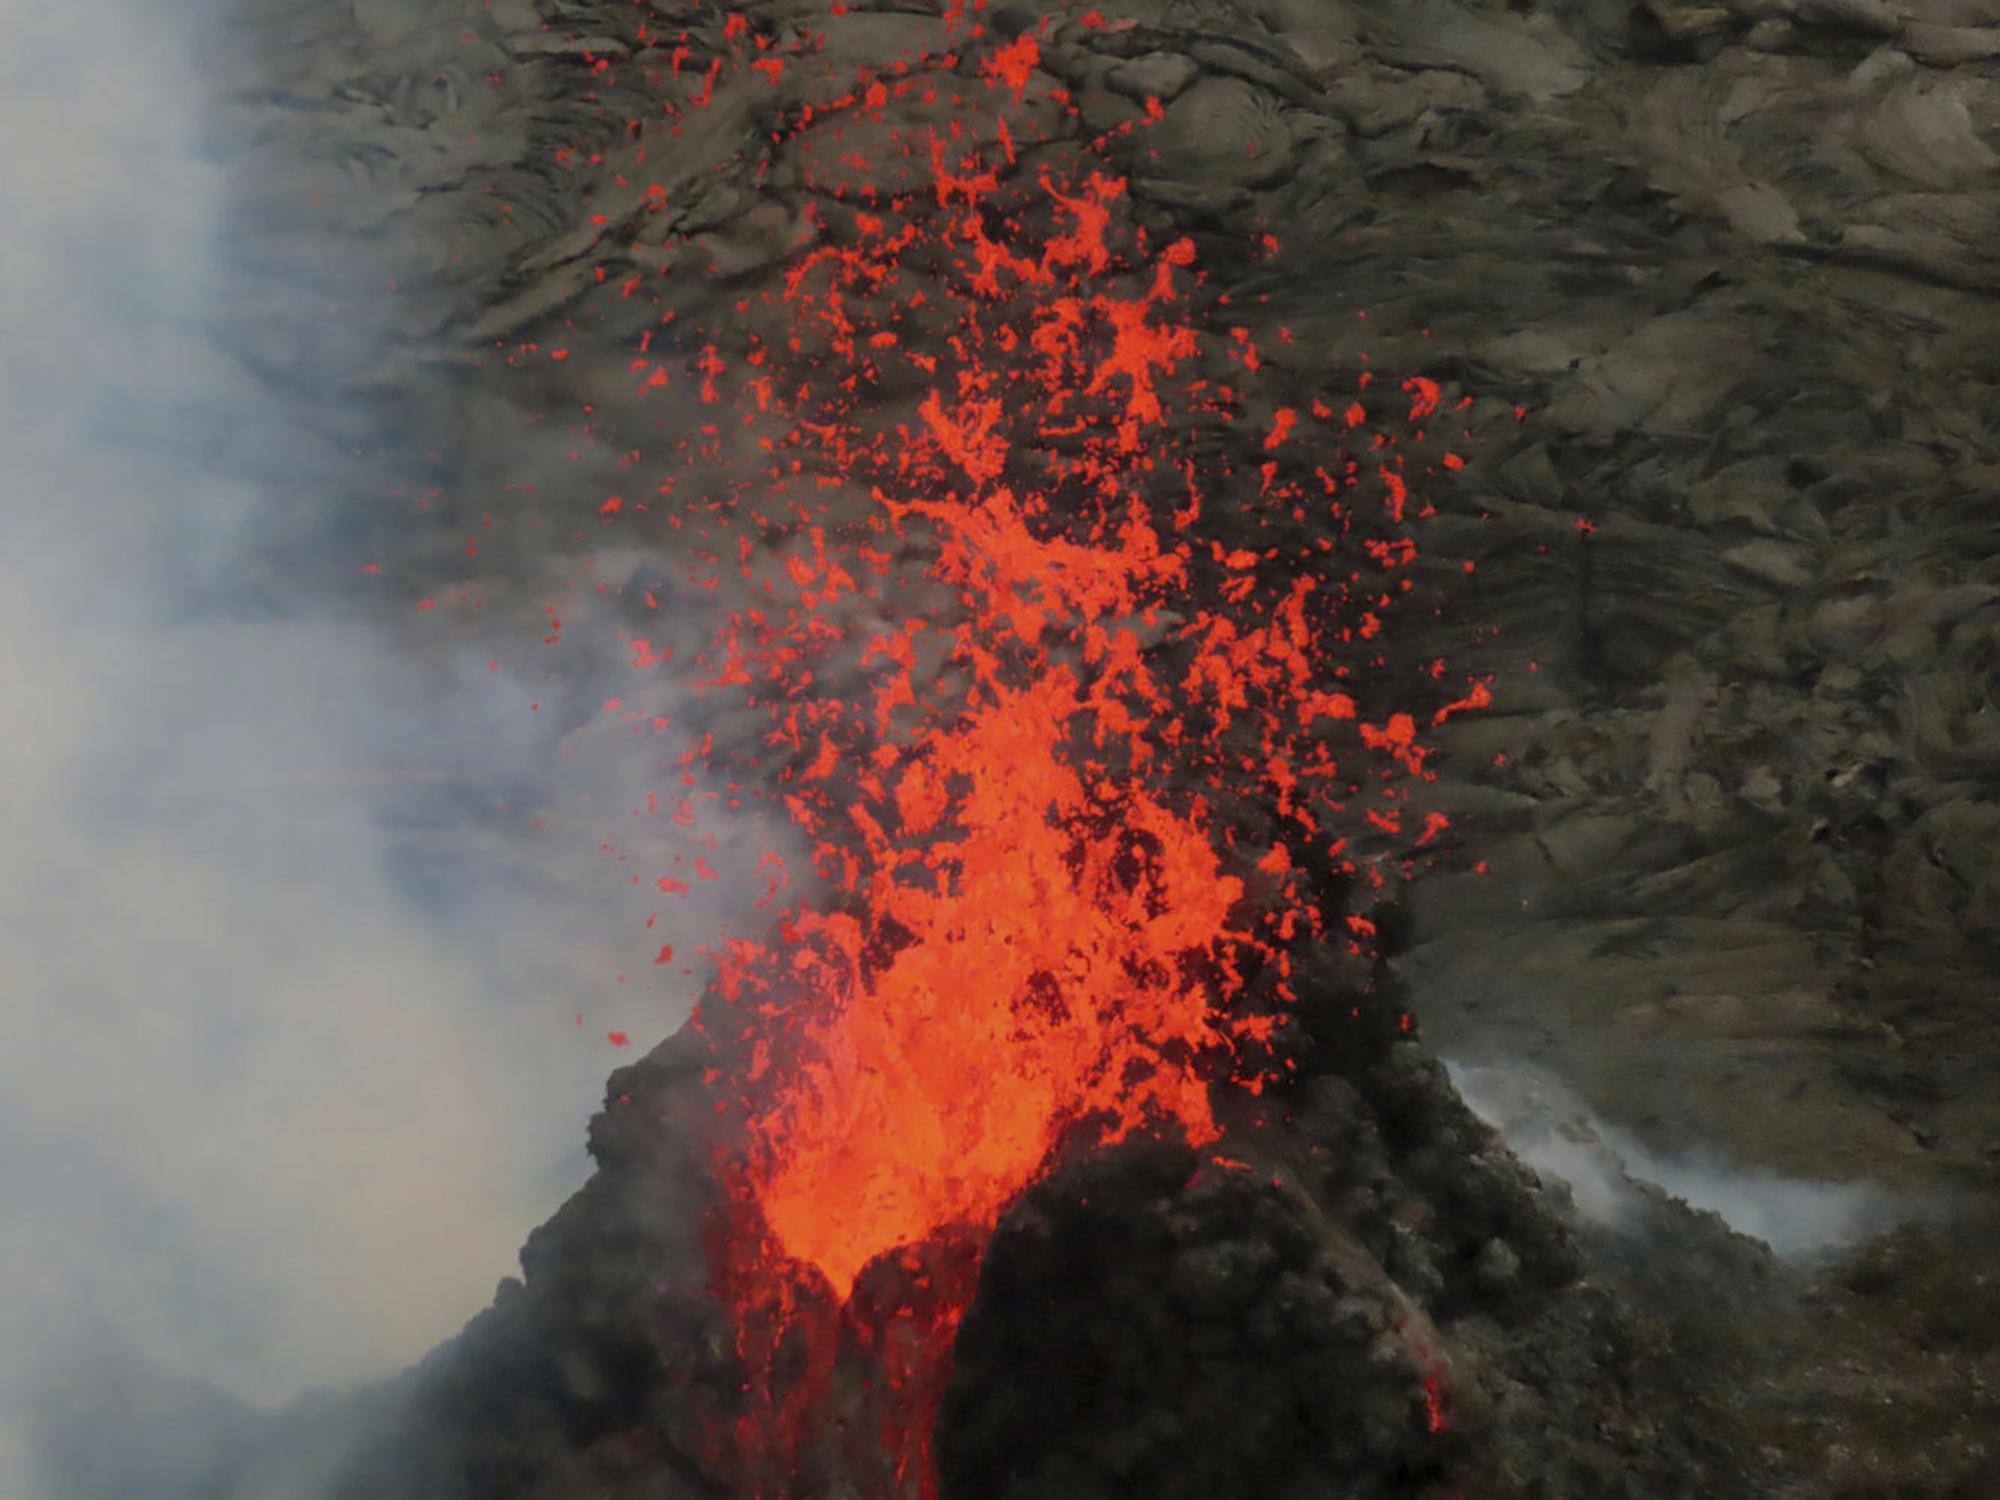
[938, 1140, 1461, 1500]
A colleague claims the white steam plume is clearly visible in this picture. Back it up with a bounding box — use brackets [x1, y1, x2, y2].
[0, 2, 792, 1492]
[1443, 1056, 1909, 1259]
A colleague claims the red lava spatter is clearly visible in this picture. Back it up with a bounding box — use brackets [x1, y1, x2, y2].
[502, 0, 1495, 1492]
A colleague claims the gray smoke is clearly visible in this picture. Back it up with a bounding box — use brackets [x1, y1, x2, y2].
[1443, 1056, 1910, 1260]
[0, 2, 795, 1492]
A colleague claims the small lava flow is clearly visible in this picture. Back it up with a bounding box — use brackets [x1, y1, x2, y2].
[458, 1, 1494, 1493]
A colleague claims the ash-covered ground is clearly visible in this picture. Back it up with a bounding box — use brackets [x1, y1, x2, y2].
[13, 0, 2000, 1495]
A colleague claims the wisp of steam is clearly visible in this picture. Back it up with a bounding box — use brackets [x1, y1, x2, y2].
[1443, 1056, 1909, 1259]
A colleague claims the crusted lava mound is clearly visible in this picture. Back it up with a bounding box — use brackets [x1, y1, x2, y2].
[938, 1047, 1714, 1500]
[937, 1136, 1472, 1500]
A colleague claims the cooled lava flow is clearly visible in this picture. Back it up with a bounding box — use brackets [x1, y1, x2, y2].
[543, 1, 1490, 1493]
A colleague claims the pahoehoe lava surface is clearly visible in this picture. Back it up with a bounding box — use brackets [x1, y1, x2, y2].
[115, 0, 2000, 1495]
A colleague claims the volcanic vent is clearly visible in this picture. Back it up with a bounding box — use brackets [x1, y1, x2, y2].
[321, 941, 1716, 1500]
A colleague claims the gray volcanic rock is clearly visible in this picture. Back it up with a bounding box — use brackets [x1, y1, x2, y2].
[1105, 50, 1200, 101]
[1142, 76, 1296, 187]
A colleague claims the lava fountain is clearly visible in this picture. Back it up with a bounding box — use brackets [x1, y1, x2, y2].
[503, 1, 1493, 1493]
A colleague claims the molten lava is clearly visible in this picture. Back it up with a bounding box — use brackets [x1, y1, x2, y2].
[743, 702, 1241, 1301]
[456, 0, 1494, 1492]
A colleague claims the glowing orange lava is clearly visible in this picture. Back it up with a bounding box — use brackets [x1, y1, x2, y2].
[472, 0, 1494, 1491]
[744, 701, 1241, 1299]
